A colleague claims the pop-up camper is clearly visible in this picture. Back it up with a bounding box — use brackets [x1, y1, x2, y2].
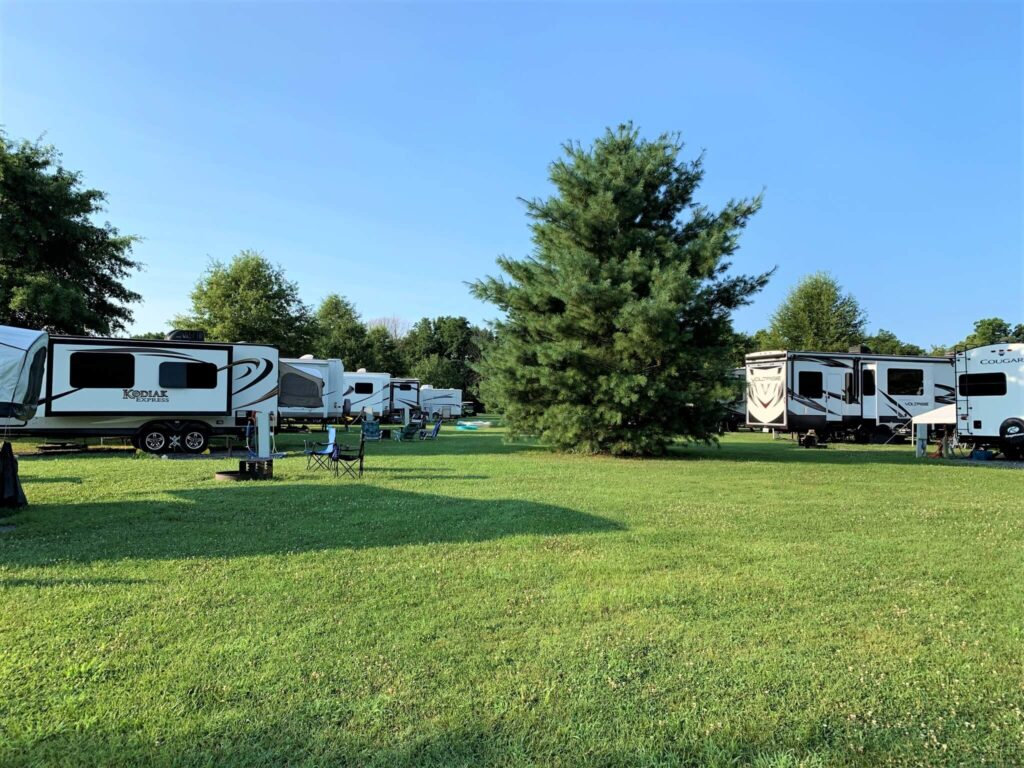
[1, 331, 279, 453]
[954, 343, 1024, 458]
[0, 325, 48, 421]
[278, 357, 347, 425]
[419, 386, 463, 419]
[746, 349, 954, 441]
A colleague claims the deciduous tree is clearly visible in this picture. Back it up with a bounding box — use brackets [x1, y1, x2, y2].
[0, 132, 140, 334]
[761, 272, 865, 352]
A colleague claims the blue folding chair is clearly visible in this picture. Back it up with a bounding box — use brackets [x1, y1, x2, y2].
[304, 426, 338, 473]
[419, 420, 442, 440]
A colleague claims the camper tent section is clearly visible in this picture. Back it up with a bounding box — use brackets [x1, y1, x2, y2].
[342, 371, 391, 418]
[5, 335, 279, 453]
[955, 343, 1024, 458]
[420, 386, 463, 419]
[278, 358, 347, 424]
[746, 350, 954, 440]
[0, 326, 48, 420]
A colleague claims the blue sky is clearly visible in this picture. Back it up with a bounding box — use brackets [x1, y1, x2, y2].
[2, 1, 1020, 348]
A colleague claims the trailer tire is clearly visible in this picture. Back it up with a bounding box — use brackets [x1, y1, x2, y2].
[137, 425, 170, 454]
[999, 418, 1024, 446]
[181, 424, 211, 454]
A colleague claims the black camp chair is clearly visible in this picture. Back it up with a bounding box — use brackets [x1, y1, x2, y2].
[334, 435, 365, 479]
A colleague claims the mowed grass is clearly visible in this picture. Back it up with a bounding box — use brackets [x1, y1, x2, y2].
[1, 427, 1021, 767]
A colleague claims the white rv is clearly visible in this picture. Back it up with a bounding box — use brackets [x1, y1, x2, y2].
[954, 343, 1024, 459]
[1, 331, 279, 453]
[387, 378, 421, 422]
[746, 349, 954, 441]
[420, 386, 463, 419]
[341, 370, 391, 418]
[278, 357, 348, 425]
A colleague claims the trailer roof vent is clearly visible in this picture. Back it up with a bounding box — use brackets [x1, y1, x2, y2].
[166, 329, 206, 342]
[849, 344, 871, 354]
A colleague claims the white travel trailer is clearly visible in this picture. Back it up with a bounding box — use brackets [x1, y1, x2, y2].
[746, 349, 954, 441]
[1, 331, 279, 454]
[387, 378, 421, 422]
[420, 386, 463, 419]
[278, 357, 348, 425]
[341, 370, 391, 418]
[0, 326, 48, 421]
[954, 343, 1024, 458]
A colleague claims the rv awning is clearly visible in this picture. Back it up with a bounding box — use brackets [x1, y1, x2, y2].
[0, 325, 48, 421]
[911, 404, 956, 426]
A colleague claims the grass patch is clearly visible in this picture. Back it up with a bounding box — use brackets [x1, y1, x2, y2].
[1, 429, 1021, 766]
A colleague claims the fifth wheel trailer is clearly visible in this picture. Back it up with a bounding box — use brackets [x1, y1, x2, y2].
[746, 349, 954, 441]
[0, 332, 279, 453]
[954, 343, 1024, 458]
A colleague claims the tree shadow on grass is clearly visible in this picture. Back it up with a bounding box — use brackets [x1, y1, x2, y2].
[667, 437, 927, 467]
[0, 483, 624, 567]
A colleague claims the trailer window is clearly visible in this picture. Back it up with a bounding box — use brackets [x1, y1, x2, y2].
[159, 362, 218, 389]
[888, 368, 924, 396]
[396, 383, 412, 391]
[354, 382, 374, 395]
[798, 371, 823, 398]
[959, 372, 1006, 397]
[69, 352, 134, 388]
[862, 369, 876, 396]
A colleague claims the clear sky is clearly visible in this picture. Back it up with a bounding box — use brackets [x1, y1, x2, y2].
[2, 1, 1021, 348]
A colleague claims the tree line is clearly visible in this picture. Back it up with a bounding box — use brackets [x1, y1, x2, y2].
[2, 127, 1020, 455]
[737, 271, 1023, 361]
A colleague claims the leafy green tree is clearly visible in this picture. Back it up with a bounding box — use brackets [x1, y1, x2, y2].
[362, 325, 405, 374]
[400, 315, 489, 397]
[131, 331, 168, 341]
[761, 272, 866, 352]
[311, 294, 369, 366]
[862, 328, 925, 356]
[957, 317, 1024, 349]
[409, 354, 464, 390]
[471, 124, 769, 456]
[174, 250, 313, 357]
[0, 132, 140, 334]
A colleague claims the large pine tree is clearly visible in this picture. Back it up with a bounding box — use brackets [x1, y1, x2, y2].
[471, 124, 769, 456]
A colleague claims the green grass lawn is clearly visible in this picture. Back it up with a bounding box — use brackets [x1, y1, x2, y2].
[1, 428, 1021, 767]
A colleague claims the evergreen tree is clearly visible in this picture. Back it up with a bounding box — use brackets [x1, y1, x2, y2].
[471, 124, 769, 456]
[761, 272, 866, 352]
[0, 132, 140, 334]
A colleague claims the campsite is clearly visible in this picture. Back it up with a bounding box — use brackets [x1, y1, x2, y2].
[3, 428, 1023, 766]
[2, 2, 1022, 766]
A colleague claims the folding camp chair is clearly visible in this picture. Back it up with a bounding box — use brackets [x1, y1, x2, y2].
[362, 420, 382, 441]
[334, 435, 365, 479]
[304, 426, 337, 472]
[392, 422, 421, 441]
[419, 420, 442, 440]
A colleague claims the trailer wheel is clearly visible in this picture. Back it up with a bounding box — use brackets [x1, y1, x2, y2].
[137, 426, 169, 454]
[182, 424, 210, 454]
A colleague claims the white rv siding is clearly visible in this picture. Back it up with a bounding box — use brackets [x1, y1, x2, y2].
[343, 371, 391, 417]
[420, 387, 463, 418]
[955, 343, 1024, 452]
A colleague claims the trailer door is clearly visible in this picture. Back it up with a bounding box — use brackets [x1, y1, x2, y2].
[825, 372, 844, 423]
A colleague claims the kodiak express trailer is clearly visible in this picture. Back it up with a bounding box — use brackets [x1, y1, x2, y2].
[278, 356, 348, 425]
[746, 348, 954, 441]
[341, 370, 391, 418]
[2, 330, 279, 453]
[954, 343, 1024, 458]
[419, 386, 463, 419]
